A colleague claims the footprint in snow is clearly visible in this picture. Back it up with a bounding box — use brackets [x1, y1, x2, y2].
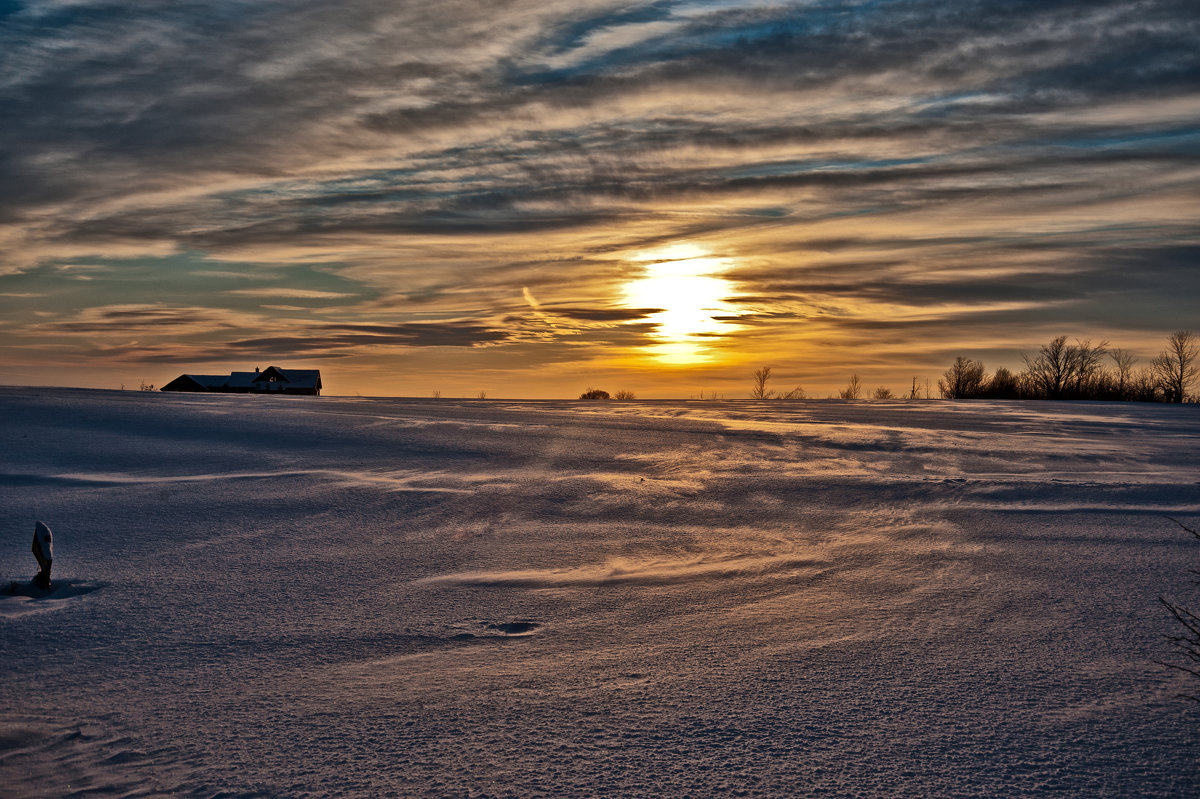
[487, 621, 540, 636]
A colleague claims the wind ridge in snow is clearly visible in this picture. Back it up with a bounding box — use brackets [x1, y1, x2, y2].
[419, 551, 828, 587]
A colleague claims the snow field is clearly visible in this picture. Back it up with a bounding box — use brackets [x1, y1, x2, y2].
[2, 387, 1199, 797]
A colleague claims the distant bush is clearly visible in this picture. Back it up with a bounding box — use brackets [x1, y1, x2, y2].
[579, 388, 610, 400]
[614, 390, 636, 400]
[981, 367, 1021, 399]
[872, 387, 894, 399]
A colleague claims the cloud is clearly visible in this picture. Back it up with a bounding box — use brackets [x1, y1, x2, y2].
[5, 1, 1196, 239]
[10, 312, 522, 366]
[1, 1, 1198, 391]
[548, 306, 663, 322]
[133, 321, 514, 362]
[225, 288, 357, 299]
[30, 303, 254, 335]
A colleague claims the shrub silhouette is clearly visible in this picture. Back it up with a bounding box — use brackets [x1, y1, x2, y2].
[579, 388, 610, 400]
[982, 367, 1021, 399]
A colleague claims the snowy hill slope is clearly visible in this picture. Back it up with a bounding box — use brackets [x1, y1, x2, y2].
[2, 387, 1199, 797]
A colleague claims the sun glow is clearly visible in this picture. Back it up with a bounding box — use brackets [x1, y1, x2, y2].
[623, 244, 743, 365]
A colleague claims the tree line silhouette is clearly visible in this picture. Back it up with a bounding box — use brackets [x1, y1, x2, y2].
[746, 330, 1198, 403]
[939, 330, 1198, 402]
[574, 330, 1196, 403]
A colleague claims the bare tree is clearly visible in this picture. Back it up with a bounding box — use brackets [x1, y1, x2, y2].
[1152, 330, 1199, 403]
[432, 390, 441, 399]
[1159, 517, 1200, 701]
[750, 367, 774, 399]
[906, 376, 933, 399]
[839, 374, 862, 399]
[779, 385, 806, 400]
[939, 357, 986, 399]
[1070, 338, 1108, 396]
[1023, 335, 1076, 399]
[614, 389, 636, 400]
[873, 386, 894, 399]
[1109, 348, 1138, 398]
[477, 390, 488, 400]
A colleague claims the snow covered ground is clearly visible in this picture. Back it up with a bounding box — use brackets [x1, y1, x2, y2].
[2, 386, 1199, 797]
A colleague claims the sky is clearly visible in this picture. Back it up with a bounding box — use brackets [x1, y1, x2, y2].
[0, 0, 1197, 398]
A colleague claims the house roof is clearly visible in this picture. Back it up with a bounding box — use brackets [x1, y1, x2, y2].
[255, 366, 322, 389]
[185, 374, 232, 388]
[227, 372, 260, 389]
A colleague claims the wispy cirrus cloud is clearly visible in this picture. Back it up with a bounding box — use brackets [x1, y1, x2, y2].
[29, 304, 255, 336]
[225, 288, 358, 299]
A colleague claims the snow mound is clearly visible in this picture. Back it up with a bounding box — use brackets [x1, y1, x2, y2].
[0, 580, 105, 620]
[0, 718, 183, 799]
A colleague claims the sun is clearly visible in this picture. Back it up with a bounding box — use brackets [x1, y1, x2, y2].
[622, 244, 743, 365]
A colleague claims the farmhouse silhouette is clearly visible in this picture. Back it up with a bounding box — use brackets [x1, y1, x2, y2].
[161, 366, 322, 396]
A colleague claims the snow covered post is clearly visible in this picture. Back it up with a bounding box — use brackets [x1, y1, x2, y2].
[32, 521, 53, 589]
